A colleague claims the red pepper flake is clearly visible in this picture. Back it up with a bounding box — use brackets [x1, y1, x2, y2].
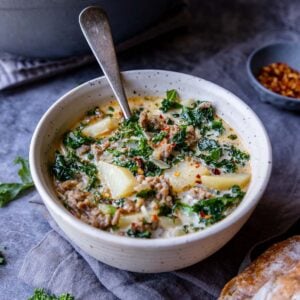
[212, 168, 221, 175]
[152, 214, 159, 222]
[159, 114, 164, 119]
[196, 174, 201, 179]
[199, 211, 206, 218]
[196, 180, 202, 184]
[195, 163, 200, 168]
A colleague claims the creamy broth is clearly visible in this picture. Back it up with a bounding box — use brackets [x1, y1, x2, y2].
[52, 91, 251, 239]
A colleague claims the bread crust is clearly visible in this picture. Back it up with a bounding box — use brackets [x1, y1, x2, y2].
[219, 235, 300, 299]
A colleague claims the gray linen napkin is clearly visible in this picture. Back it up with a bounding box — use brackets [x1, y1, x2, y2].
[19, 30, 300, 300]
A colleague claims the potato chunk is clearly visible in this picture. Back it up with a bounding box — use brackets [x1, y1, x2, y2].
[82, 117, 118, 138]
[97, 161, 137, 199]
[164, 160, 209, 192]
[201, 174, 250, 190]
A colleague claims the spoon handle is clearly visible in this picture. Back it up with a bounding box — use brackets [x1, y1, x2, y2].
[79, 6, 132, 119]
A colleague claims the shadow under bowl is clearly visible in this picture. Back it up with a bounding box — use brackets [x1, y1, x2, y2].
[247, 42, 300, 111]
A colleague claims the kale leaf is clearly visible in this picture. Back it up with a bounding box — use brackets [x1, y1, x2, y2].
[28, 288, 74, 300]
[151, 131, 167, 144]
[136, 189, 156, 198]
[0, 157, 34, 208]
[159, 89, 182, 112]
[198, 138, 249, 173]
[52, 151, 98, 190]
[193, 185, 245, 224]
[127, 229, 151, 239]
[180, 102, 214, 129]
[63, 129, 94, 149]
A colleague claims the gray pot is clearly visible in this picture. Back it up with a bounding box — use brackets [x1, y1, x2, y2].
[0, 0, 175, 58]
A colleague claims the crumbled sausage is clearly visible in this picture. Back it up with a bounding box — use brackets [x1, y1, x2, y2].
[91, 141, 110, 160]
[76, 144, 90, 156]
[135, 175, 173, 206]
[139, 111, 165, 132]
[57, 180, 78, 193]
[189, 186, 212, 200]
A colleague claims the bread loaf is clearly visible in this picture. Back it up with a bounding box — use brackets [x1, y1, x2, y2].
[219, 236, 300, 300]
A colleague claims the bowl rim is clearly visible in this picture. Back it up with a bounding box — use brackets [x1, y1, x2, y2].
[30, 69, 272, 249]
[247, 42, 300, 103]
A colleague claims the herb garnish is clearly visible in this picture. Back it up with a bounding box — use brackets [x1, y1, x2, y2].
[152, 131, 167, 144]
[52, 151, 98, 190]
[127, 229, 151, 239]
[63, 129, 94, 149]
[28, 288, 74, 300]
[136, 189, 156, 198]
[198, 138, 249, 173]
[0, 157, 34, 207]
[160, 90, 182, 112]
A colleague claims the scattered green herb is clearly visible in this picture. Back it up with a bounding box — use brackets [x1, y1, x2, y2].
[193, 185, 245, 224]
[152, 131, 167, 144]
[160, 90, 182, 112]
[28, 288, 74, 300]
[52, 151, 98, 190]
[0, 157, 34, 207]
[136, 189, 156, 198]
[63, 129, 94, 149]
[211, 119, 224, 134]
[127, 229, 151, 239]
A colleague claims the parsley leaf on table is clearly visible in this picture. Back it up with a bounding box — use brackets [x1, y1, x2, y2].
[0, 157, 34, 207]
[28, 288, 74, 300]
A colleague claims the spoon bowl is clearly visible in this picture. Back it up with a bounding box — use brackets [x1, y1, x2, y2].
[79, 6, 132, 119]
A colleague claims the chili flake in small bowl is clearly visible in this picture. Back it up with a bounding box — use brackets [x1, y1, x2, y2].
[247, 43, 300, 111]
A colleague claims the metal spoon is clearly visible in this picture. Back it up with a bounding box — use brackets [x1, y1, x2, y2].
[79, 6, 132, 119]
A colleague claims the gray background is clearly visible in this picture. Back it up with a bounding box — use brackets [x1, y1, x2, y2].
[1, 0, 300, 299]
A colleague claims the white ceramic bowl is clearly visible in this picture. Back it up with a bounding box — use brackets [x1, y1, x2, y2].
[30, 70, 272, 273]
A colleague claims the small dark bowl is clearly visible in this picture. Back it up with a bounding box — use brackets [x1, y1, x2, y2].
[247, 42, 300, 111]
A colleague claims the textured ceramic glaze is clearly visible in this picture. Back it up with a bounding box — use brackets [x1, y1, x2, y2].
[29, 70, 272, 273]
[247, 43, 300, 111]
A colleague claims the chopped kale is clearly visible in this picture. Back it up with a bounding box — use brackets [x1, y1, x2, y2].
[127, 229, 151, 239]
[193, 185, 245, 224]
[109, 113, 143, 141]
[151, 131, 167, 144]
[128, 138, 153, 158]
[158, 204, 172, 216]
[198, 138, 220, 151]
[198, 138, 249, 173]
[113, 198, 125, 208]
[28, 288, 74, 300]
[113, 158, 138, 175]
[171, 126, 189, 151]
[211, 119, 224, 134]
[143, 160, 162, 177]
[180, 102, 214, 129]
[0, 157, 34, 208]
[52, 151, 98, 190]
[136, 189, 156, 198]
[52, 152, 75, 181]
[63, 129, 94, 149]
[159, 90, 182, 112]
[108, 106, 115, 112]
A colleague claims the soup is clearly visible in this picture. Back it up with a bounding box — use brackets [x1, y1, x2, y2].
[52, 90, 251, 239]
